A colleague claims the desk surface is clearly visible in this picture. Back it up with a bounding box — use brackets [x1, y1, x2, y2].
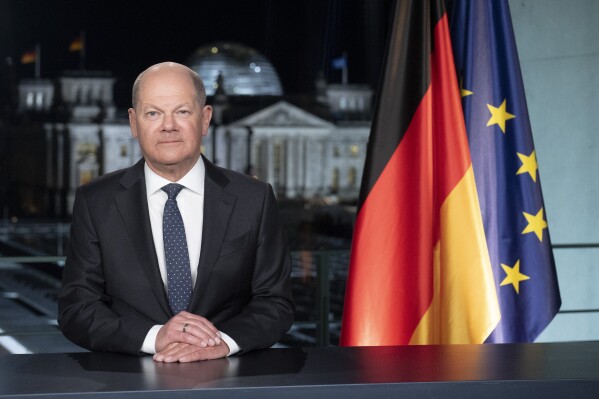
[2, 342, 599, 398]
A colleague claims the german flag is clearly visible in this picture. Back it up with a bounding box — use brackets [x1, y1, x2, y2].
[69, 35, 83, 52]
[21, 50, 36, 64]
[340, 0, 500, 345]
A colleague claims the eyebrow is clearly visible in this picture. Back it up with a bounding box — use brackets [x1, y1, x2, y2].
[141, 101, 195, 111]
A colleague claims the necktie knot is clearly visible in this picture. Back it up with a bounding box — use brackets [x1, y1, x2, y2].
[162, 183, 184, 200]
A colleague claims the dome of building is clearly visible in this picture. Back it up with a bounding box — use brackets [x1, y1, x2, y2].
[186, 42, 283, 96]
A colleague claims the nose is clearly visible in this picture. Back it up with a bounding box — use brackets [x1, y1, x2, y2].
[161, 112, 176, 132]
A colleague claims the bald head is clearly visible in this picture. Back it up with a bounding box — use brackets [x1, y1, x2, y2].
[131, 62, 207, 109]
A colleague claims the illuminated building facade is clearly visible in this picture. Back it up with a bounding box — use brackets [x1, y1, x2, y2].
[2, 43, 372, 217]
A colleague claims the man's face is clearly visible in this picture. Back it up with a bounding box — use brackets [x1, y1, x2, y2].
[128, 67, 212, 179]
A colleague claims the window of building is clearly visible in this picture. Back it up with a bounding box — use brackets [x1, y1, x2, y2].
[331, 167, 339, 193]
[358, 97, 365, 111]
[26, 92, 34, 108]
[35, 92, 44, 109]
[348, 167, 357, 187]
[339, 97, 347, 110]
[348, 97, 356, 110]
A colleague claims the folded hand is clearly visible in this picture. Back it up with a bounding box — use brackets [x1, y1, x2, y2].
[154, 341, 230, 362]
[155, 311, 222, 354]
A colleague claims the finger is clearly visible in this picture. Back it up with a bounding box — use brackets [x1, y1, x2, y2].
[155, 324, 211, 353]
[181, 323, 221, 346]
[176, 346, 204, 363]
[160, 343, 209, 363]
[178, 344, 228, 363]
[168, 312, 220, 340]
[153, 341, 178, 360]
[153, 341, 181, 359]
[156, 314, 222, 352]
[178, 313, 221, 336]
[162, 344, 193, 363]
[176, 315, 221, 344]
[184, 329, 214, 347]
[154, 343, 190, 362]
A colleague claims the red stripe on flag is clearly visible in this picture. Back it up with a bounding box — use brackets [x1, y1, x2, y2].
[341, 86, 435, 346]
[430, 14, 472, 202]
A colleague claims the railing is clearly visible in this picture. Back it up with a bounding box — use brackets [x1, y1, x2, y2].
[0, 249, 350, 350]
[289, 250, 349, 346]
[3, 223, 599, 351]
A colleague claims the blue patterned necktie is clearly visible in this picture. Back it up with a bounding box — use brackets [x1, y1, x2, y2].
[162, 183, 193, 314]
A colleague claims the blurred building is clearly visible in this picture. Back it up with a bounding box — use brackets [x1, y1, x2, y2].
[0, 42, 372, 218]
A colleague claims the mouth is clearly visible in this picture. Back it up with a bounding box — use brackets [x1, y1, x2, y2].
[157, 140, 182, 145]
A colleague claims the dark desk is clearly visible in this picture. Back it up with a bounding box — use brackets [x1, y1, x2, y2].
[1, 342, 599, 398]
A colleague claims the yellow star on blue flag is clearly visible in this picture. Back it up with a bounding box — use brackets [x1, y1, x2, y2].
[487, 99, 515, 133]
[516, 151, 538, 182]
[522, 208, 548, 242]
[500, 260, 530, 294]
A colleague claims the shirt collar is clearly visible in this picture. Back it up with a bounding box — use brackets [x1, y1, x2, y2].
[144, 157, 205, 197]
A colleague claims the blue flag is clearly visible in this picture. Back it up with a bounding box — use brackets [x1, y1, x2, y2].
[331, 55, 347, 70]
[447, 0, 561, 342]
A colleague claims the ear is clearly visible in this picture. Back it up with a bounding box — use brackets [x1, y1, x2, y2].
[128, 108, 138, 139]
[201, 105, 213, 137]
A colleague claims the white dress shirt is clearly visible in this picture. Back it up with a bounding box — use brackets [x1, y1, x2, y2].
[140, 157, 239, 355]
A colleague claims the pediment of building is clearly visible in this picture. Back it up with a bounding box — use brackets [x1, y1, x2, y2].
[232, 101, 334, 128]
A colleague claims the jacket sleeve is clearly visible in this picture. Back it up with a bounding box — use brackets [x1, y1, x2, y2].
[217, 184, 295, 353]
[57, 186, 155, 355]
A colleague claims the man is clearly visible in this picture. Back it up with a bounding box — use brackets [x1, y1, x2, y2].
[58, 62, 294, 362]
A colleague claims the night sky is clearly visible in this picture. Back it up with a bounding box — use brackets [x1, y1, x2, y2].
[0, 0, 393, 108]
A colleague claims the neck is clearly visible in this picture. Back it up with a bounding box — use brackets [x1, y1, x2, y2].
[145, 157, 200, 182]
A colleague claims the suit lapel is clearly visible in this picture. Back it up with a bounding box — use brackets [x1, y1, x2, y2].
[114, 160, 171, 317]
[189, 157, 236, 309]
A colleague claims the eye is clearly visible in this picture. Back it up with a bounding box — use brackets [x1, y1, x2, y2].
[145, 111, 159, 118]
[178, 109, 191, 115]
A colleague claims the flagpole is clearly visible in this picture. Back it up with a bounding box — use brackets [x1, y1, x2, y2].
[34, 44, 41, 79]
[80, 31, 86, 70]
[341, 51, 348, 85]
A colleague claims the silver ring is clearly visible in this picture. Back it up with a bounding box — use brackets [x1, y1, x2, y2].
[183, 323, 189, 333]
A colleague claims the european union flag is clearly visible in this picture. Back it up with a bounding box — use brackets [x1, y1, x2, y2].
[447, 0, 561, 342]
[331, 55, 347, 70]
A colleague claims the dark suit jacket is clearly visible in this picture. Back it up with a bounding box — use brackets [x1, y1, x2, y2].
[58, 156, 294, 355]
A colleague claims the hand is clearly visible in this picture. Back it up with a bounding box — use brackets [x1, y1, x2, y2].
[153, 341, 230, 363]
[155, 311, 222, 353]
